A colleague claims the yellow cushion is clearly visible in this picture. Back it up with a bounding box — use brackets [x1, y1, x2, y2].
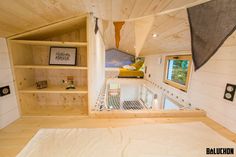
[119, 68, 144, 77]
[130, 61, 144, 70]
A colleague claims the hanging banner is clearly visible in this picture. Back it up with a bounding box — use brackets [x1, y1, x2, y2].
[94, 18, 99, 34]
[113, 21, 125, 48]
[187, 0, 236, 70]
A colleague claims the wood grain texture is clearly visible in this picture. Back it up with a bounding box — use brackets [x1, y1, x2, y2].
[7, 14, 89, 116]
[103, 8, 191, 55]
[19, 86, 88, 94]
[0, 0, 210, 38]
[14, 65, 88, 70]
[140, 9, 191, 56]
[19, 93, 88, 116]
[0, 0, 212, 58]
[91, 109, 206, 118]
[11, 40, 87, 47]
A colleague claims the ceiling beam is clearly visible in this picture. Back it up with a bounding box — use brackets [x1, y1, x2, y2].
[157, 0, 212, 15]
[118, 0, 212, 22]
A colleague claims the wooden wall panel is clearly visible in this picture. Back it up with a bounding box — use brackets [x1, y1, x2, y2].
[32, 46, 49, 65]
[10, 43, 33, 65]
[140, 10, 190, 56]
[34, 69, 87, 88]
[8, 14, 89, 116]
[14, 69, 35, 90]
[20, 93, 88, 116]
[78, 47, 87, 67]
[144, 29, 236, 133]
[47, 30, 81, 42]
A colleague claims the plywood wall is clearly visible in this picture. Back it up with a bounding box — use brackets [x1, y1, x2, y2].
[20, 93, 88, 116]
[0, 38, 19, 129]
[189, 39, 236, 133]
[144, 31, 236, 133]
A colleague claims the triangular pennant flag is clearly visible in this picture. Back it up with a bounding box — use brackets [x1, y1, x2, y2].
[113, 21, 125, 48]
[187, 0, 236, 70]
[94, 18, 99, 34]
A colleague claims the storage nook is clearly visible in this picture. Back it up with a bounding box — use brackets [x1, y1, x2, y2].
[8, 15, 91, 116]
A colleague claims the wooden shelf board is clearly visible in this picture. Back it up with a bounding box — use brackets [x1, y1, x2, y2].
[22, 105, 88, 116]
[19, 86, 88, 94]
[11, 39, 87, 47]
[14, 65, 87, 70]
[91, 109, 206, 118]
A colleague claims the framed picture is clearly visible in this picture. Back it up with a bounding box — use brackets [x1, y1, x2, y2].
[49, 47, 77, 66]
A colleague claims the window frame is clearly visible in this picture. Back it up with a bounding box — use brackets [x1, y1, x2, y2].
[163, 55, 192, 92]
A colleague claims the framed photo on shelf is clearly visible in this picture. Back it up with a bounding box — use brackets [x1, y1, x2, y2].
[49, 47, 77, 66]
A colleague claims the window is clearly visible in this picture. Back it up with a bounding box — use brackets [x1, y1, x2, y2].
[164, 55, 192, 92]
[163, 96, 183, 110]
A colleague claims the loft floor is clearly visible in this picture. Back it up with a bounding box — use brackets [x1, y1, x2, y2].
[0, 116, 236, 157]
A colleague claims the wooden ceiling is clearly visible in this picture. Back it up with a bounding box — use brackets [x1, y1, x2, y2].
[0, 0, 211, 55]
[140, 9, 191, 56]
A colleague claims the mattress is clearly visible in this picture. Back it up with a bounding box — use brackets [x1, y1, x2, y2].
[17, 122, 236, 157]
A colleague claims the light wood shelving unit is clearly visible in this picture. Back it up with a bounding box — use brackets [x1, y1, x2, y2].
[19, 86, 88, 94]
[14, 65, 88, 70]
[7, 15, 90, 116]
[11, 39, 87, 47]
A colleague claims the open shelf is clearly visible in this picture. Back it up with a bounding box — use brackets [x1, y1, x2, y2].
[8, 14, 90, 116]
[11, 40, 87, 47]
[14, 65, 88, 70]
[19, 86, 88, 94]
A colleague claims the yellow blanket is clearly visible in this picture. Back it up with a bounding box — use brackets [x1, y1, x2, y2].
[119, 68, 144, 78]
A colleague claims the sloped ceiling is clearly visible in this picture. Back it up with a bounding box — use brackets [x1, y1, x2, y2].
[102, 20, 136, 55]
[140, 9, 191, 56]
[0, 0, 210, 55]
[102, 7, 192, 56]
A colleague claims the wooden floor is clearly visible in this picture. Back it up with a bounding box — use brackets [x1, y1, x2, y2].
[0, 116, 236, 157]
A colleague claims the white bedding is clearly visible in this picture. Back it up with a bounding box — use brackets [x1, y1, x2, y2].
[17, 122, 236, 157]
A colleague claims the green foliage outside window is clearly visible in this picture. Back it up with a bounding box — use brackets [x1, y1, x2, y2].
[167, 60, 189, 85]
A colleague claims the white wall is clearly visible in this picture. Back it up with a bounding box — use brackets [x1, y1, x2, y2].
[89, 30, 106, 108]
[0, 38, 20, 129]
[144, 42, 236, 133]
[189, 45, 236, 133]
[120, 84, 140, 102]
[94, 33, 105, 103]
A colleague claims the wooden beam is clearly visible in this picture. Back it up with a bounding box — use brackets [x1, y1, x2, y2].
[90, 109, 206, 118]
[122, 0, 212, 22]
[157, 0, 212, 15]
